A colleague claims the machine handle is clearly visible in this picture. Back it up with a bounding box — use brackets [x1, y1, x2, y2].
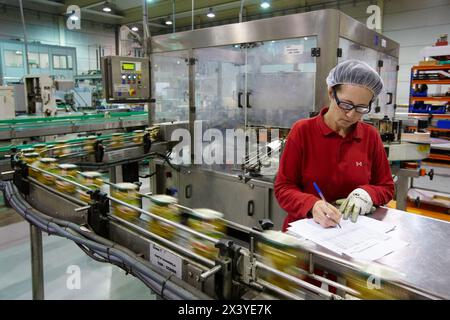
[247, 200, 254, 216]
[238, 91, 243, 108]
[185, 184, 192, 199]
[428, 169, 434, 181]
[246, 92, 252, 108]
[387, 92, 393, 105]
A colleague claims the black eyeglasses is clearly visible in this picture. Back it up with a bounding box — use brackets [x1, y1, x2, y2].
[332, 87, 372, 114]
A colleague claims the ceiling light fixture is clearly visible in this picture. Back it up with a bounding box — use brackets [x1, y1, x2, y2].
[206, 8, 215, 18]
[131, 26, 139, 32]
[260, 1, 270, 9]
[165, 16, 173, 25]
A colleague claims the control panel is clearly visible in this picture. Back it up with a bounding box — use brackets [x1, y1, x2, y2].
[102, 56, 151, 103]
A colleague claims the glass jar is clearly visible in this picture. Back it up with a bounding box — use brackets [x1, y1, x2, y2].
[58, 163, 78, 177]
[111, 182, 141, 221]
[53, 140, 70, 158]
[132, 130, 144, 144]
[55, 175, 77, 194]
[187, 208, 226, 260]
[257, 230, 306, 291]
[33, 144, 47, 155]
[110, 133, 124, 148]
[84, 135, 97, 153]
[147, 195, 180, 240]
[23, 152, 40, 165]
[36, 158, 58, 185]
[79, 171, 103, 187]
[21, 148, 35, 154]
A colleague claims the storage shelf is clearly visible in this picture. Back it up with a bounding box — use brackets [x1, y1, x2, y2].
[407, 113, 450, 119]
[429, 153, 450, 161]
[430, 128, 450, 132]
[412, 65, 450, 71]
[412, 80, 450, 85]
[410, 96, 450, 102]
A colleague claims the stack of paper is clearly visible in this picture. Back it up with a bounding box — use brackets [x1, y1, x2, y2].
[287, 216, 408, 262]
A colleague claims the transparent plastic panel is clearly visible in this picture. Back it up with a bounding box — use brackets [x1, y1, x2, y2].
[193, 46, 247, 171]
[245, 37, 317, 129]
[377, 52, 398, 119]
[194, 46, 245, 131]
[338, 37, 381, 119]
[151, 51, 189, 123]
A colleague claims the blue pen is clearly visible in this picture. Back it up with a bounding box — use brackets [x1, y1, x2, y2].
[313, 182, 341, 228]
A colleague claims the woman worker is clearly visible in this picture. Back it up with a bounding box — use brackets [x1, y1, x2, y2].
[274, 59, 395, 231]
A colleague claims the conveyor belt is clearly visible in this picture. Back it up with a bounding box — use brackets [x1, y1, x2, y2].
[0, 111, 148, 140]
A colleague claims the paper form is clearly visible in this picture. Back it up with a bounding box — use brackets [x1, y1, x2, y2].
[287, 216, 408, 261]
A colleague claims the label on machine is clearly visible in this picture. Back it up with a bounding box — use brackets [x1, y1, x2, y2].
[149, 243, 182, 278]
[284, 44, 304, 55]
[114, 84, 130, 93]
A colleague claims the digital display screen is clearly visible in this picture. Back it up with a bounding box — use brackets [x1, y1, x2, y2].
[122, 63, 135, 71]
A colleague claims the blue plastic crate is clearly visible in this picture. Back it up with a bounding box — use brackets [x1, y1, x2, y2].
[409, 104, 429, 113]
[437, 120, 450, 129]
[428, 105, 447, 114]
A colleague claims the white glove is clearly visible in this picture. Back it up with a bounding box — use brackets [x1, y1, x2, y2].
[340, 188, 373, 223]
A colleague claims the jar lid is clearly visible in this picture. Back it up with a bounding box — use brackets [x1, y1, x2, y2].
[80, 171, 102, 178]
[24, 152, 39, 157]
[133, 130, 144, 134]
[149, 194, 177, 205]
[260, 230, 299, 248]
[22, 148, 35, 153]
[114, 182, 138, 191]
[58, 163, 78, 170]
[190, 208, 223, 220]
[40, 157, 57, 163]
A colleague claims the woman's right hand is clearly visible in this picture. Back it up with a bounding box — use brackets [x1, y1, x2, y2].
[311, 200, 342, 228]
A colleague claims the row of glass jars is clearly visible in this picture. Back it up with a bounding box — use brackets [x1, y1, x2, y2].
[18, 129, 147, 159]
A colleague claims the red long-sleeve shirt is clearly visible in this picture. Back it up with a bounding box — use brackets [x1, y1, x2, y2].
[275, 108, 394, 231]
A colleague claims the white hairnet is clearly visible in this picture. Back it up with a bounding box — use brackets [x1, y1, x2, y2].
[326, 59, 383, 99]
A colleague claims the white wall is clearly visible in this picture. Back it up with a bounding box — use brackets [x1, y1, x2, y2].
[383, 0, 450, 105]
[331, 0, 450, 106]
[0, 5, 116, 74]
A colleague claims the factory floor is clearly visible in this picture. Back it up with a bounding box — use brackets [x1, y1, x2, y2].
[0, 163, 448, 300]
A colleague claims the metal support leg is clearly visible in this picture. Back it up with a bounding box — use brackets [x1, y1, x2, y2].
[396, 169, 419, 211]
[109, 166, 123, 184]
[30, 224, 44, 300]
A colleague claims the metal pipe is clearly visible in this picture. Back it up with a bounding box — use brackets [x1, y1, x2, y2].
[295, 268, 360, 296]
[172, 0, 176, 33]
[18, 0, 30, 75]
[258, 279, 303, 300]
[142, 0, 150, 57]
[200, 265, 221, 281]
[191, 0, 194, 30]
[239, 0, 244, 23]
[30, 224, 44, 300]
[255, 261, 341, 300]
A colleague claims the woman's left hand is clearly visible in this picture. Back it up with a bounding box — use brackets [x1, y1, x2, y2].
[338, 188, 374, 223]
